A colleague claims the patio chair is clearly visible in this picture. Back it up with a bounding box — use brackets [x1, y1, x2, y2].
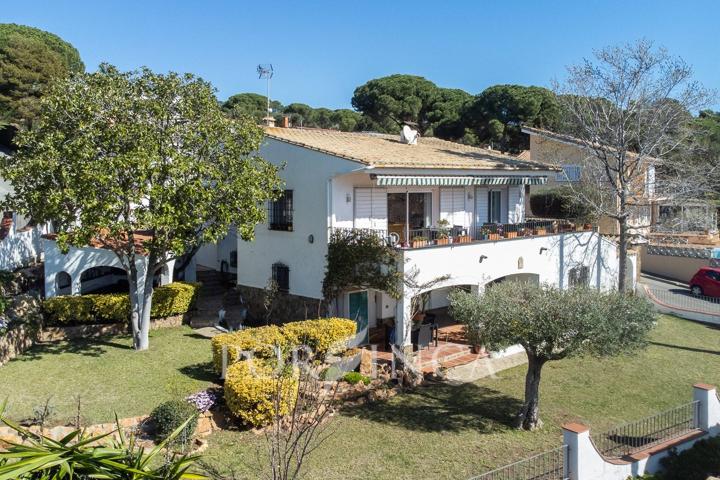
[415, 323, 432, 351]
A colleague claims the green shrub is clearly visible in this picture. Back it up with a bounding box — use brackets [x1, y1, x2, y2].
[211, 318, 357, 373]
[658, 435, 720, 480]
[342, 371, 370, 385]
[43, 295, 95, 324]
[530, 186, 594, 222]
[149, 399, 198, 448]
[223, 359, 298, 427]
[43, 281, 201, 325]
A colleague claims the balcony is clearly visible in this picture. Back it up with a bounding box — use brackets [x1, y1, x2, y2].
[333, 219, 594, 250]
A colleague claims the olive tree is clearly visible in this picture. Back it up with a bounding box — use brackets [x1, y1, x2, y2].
[1, 64, 282, 350]
[449, 281, 656, 430]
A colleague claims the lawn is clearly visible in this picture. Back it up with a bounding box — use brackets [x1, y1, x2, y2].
[0, 326, 215, 424]
[1, 315, 719, 479]
[201, 315, 720, 480]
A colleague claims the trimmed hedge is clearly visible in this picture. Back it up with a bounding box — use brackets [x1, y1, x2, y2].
[149, 399, 198, 448]
[43, 282, 201, 325]
[211, 318, 357, 373]
[224, 359, 298, 427]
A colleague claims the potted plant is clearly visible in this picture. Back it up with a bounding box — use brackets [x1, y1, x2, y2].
[411, 235, 428, 248]
[436, 219, 451, 245]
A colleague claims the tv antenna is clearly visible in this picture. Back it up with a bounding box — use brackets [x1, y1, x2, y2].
[257, 64, 274, 118]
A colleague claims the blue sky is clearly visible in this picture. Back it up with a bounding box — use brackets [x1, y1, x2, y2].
[4, 0, 719, 110]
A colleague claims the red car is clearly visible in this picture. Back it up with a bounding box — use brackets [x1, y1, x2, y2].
[689, 267, 720, 298]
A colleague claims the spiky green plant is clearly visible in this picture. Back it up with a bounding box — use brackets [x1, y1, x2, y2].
[0, 402, 206, 479]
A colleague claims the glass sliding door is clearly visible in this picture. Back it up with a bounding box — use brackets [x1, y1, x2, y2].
[386, 191, 433, 244]
[488, 190, 502, 224]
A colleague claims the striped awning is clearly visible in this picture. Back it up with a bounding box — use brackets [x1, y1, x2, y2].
[373, 175, 547, 187]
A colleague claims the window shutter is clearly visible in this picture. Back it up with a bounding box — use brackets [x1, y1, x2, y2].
[474, 187, 488, 225]
[353, 188, 373, 229]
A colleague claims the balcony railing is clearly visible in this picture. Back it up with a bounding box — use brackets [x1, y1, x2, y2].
[333, 220, 593, 250]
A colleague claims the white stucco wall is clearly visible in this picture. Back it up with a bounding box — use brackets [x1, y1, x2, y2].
[0, 227, 41, 272]
[235, 138, 364, 299]
[43, 239, 175, 298]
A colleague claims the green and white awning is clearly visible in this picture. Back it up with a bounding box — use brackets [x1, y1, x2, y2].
[373, 175, 547, 187]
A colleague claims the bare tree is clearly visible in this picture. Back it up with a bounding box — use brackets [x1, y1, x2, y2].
[554, 39, 712, 291]
[264, 370, 337, 480]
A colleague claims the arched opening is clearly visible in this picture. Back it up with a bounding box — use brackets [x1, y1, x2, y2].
[80, 266, 128, 294]
[412, 284, 477, 348]
[486, 273, 540, 288]
[55, 271, 72, 296]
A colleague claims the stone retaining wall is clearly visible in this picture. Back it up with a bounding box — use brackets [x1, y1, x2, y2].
[233, 285, 327, 325]
[0, 324, 39, 366]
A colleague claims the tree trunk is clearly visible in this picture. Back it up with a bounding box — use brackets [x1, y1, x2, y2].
[128, 259, 155, 351]
[617, 215, 628, 292]
[517, 354, 546, 430]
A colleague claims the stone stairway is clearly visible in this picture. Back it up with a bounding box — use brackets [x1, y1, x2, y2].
[190, 269, 230, 328]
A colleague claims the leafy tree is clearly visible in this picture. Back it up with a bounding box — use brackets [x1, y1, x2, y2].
[449, 281, 656, 430]
[1, 65, 282, 350]
[426, 87, 473, 140]
[223, 92, 283, 122]
[331, 108, 362, 132]
[283, 102, 314, 126]
[351, 74, 439, 134]
[0, 24, 84, 130]
[462, 85, 561, 152]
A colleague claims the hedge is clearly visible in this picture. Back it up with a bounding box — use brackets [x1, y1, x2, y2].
[529, 186, 594, 221]
[211, 318, 357, 373]
[224, 359, 298, 427]
[43, 282, 201, 325]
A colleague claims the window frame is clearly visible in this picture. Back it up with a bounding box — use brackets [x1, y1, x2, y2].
[488, 190, 502, 224]
[268, 190, 294, 231]
[568, 265, 590, 288]
[272, 262, 290, 293]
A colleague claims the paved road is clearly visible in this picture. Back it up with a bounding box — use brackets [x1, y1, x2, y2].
[639, 274, 720, 315]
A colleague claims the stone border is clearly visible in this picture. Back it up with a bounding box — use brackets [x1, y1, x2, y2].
[0, 409, 225, 450]
[0, 324, 39, 366]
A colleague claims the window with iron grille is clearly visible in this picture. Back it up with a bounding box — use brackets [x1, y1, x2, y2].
[568, 265, 590, 288]
[268, 190, 294, 231]
[272, 263, 290, 293]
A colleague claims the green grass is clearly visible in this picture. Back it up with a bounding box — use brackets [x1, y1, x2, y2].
[201, 315, 720, 480]
[0, 326, 215, 424]
[1, 315, 719, 479]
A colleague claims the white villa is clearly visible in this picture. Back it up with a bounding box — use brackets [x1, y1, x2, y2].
[199, 126, 633, 353]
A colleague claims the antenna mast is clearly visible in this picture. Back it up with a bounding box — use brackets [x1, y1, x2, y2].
[257, 64, 274, 126]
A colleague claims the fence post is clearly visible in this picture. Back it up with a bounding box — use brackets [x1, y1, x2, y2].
[693, 383, 719, 431]
[562, 423, 589, 480]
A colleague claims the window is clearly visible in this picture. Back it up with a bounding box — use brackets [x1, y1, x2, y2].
[705, 270, 720, 282]
[556, 165, 582, 182]
[568, 265, 590, 288]
[272, 263, 290, 293]
[229, 250, 237, 268]
[268, 190, 293, 231]
[488, 190, 502, 223]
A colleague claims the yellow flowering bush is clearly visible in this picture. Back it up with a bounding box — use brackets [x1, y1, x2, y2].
[211, 325, 287, 372]
[280, 318, 357, 358]
[223, 359, 298, 427]
[211, 318, 357, 373]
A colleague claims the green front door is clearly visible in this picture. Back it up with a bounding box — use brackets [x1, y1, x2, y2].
[349, 291, 369, 344]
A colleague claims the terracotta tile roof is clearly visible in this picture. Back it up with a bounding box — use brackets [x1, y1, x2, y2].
[264, 127, 555, 172]
[42, 230, 154, 255]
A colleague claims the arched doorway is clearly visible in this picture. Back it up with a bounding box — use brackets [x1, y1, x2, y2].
[80, 266, 128, 294]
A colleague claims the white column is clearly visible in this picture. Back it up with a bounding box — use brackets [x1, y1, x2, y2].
[693, 383, 720, 432]
[71, 274, 81, 295]
[394, 290, 413, 354]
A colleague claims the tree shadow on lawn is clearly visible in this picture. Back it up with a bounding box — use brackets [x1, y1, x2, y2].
[178, 362, 218, 383]
[13, 336, 133, 361]
[341, 381, 522, 434]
